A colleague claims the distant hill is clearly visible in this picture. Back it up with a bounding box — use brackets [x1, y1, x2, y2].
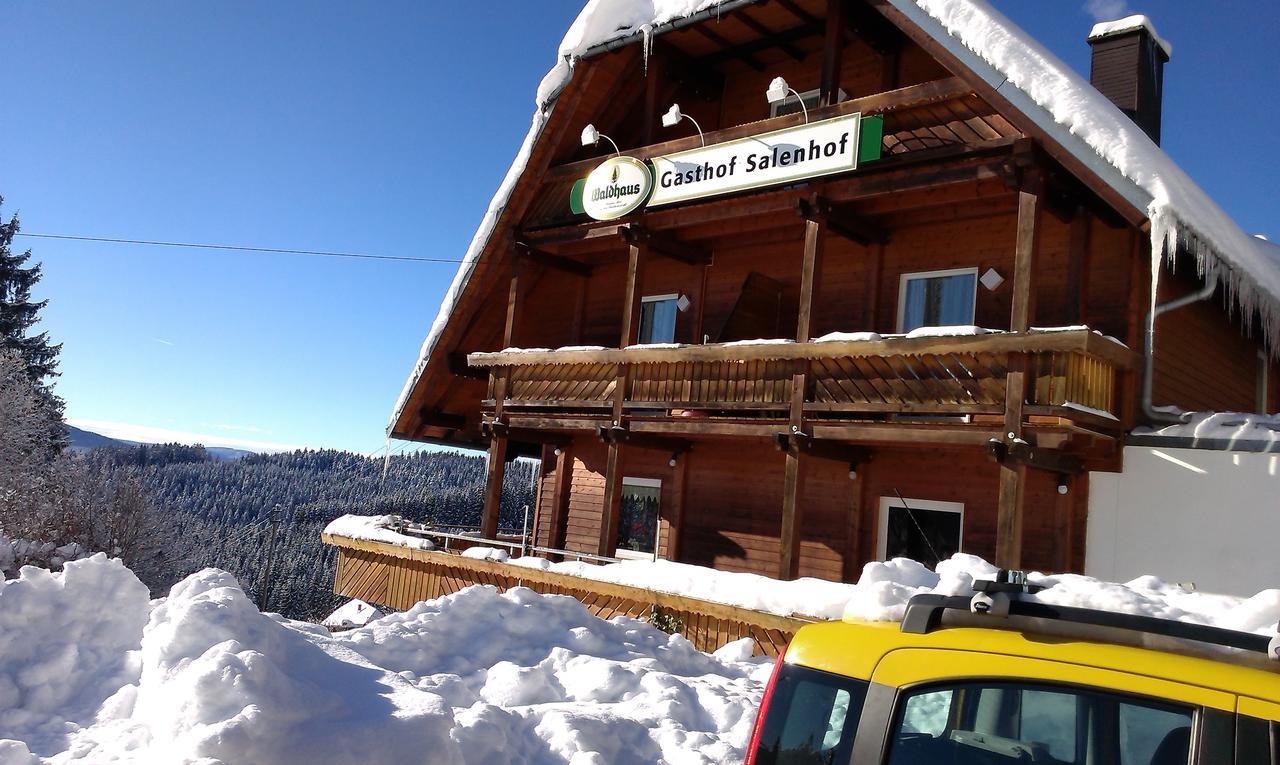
[64, 424, 253, 461]
[65, 424, 129, 451]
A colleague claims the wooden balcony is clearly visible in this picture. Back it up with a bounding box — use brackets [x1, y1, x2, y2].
[469, 329, 1134, 428]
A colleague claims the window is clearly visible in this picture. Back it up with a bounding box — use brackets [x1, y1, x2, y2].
[887, 682, 1194, 765]
[897, 268, 978, 333]
[878, 497, 962, 570]
[616, 477, 661, 559]
[638, 294, 678, 344]
[769, 87, 847, 118]
[750, 664, 867, 765]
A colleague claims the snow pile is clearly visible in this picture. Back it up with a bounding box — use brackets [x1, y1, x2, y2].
[813, 331, 883, 343]
[340, 585, 768, 764]
[461, 546, 511, 562]
[0, 556, 769, 764]
[322, 599, 384, 631]
[904, 324, 994, 338]
[1133, 411, 1280, 447]
[323, 514, 435, 551]
[841, 554, 1280, 638]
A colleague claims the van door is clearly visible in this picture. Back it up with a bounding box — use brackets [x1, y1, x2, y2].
[852, 648, 1236, 764]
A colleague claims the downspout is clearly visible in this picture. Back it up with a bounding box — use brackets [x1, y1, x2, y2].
[1142, 281, 1217, 423]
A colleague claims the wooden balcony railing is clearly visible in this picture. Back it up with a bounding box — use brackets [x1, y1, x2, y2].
[469, 329, 1134, 424]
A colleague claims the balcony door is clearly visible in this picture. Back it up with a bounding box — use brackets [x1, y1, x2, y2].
[616, 477, 661, 560]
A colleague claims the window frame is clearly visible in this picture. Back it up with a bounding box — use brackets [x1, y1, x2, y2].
[615, 476, 662, 560]
[877, 678, 1208, 765]
[769, 87, 848, 118]
[876, 495, 964, 561]
[895, 267, 980, 333]
[637, 293, 680, 345]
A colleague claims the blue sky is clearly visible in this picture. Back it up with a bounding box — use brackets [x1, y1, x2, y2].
[4, 1, 1277, 454]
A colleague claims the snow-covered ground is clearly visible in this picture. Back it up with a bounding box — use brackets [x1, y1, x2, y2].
[4, 548, 1279, 764]
[0, 555, 770, 765]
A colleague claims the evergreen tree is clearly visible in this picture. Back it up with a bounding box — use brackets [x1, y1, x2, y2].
[0, 197, 65, 450]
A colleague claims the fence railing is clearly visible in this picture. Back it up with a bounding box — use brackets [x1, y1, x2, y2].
[322, 532, 809, 656]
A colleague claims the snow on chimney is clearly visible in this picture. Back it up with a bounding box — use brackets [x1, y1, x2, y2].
[1087, 15, 1170, 144]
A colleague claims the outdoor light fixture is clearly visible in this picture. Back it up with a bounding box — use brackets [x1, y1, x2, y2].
[553, 447, 563, 457]
[580, 123, 620, 156]
[1057, 476, 1069, 495]
[848, 464, 858, 481]
[661, 103, 705, 146]
[676, 294, 691, 312]
[980, 267, 1005, 291]
[668, 452, 679, 468]
[765, 76, 809, 123]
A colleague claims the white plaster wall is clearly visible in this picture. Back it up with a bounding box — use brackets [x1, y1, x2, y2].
[1087, 446, 1280, 597]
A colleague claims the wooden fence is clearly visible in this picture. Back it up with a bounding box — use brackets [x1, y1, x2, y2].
[323, 533, 811, 656]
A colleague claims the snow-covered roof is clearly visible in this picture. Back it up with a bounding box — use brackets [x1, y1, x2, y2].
[388, 0, 1280, 436]
[1087, 14, 1172, 58]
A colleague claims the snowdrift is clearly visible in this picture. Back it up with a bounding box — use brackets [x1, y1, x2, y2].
[3, 550, 1279, 763]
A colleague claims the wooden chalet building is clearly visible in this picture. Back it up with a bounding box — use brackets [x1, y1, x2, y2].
[386, 0, 1280, 582]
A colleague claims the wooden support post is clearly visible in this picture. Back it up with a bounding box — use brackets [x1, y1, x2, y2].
[780, 214, 825, 580]
[995, 168, 1041, 569]
[600, 441, 624, 557]
[820, 0, 845, 106]
[548, 444, 572, 553]
[665, 450, 689, 561]
[480, 435, 507, 540]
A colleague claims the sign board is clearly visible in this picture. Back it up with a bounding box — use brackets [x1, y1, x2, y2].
[647, 113, 862, 207]
[581, 156, 653, 220]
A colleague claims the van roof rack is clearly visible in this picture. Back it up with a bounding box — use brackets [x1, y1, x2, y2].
[901, 570, 1280, 662]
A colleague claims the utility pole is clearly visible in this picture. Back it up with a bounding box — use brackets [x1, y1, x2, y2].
[258, 504, 282, 612]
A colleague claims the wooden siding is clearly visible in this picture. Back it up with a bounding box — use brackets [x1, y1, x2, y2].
[325, 534, 807, 656]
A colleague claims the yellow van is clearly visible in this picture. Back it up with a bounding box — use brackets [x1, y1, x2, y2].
[744, 571, 1280, 764]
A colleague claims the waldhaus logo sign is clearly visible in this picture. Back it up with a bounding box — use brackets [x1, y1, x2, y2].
[580, 156, 653, 220]
[649, 113, 862, 207]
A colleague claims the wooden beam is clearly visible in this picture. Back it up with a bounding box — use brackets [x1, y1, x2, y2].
[776, 0, 819, 26]
[548, 445, 572, 552]
[820, 0, 845, 107]
[480, 434, 508, 539]
[515, 242, 593, 276]
[622, 224, 711, 265]
[986, 437, 1082, 474]
[446, 352, 489, 380]
[845, 0, 905, 56]
[797, 195, 886, 245]
[654, 39, 724, 102]
[619, 237, 647, 348]
[596, 424, 691, 454]
[481, 420, 571, 447]
[693, 23, 765, 71]
[735, 10, 805, 62]
[776, 433, 872, 465]
[1010, 167, 1042, 333]
[417, 408, 466, 431]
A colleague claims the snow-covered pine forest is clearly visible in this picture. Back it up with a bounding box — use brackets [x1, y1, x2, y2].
[20, 445, 538, 620]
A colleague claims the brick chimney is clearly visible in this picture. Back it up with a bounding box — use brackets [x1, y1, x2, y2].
[1087, 15, 1171, 144]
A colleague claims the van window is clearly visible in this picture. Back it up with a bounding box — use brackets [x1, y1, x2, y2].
[886, 682, 1194, 765]
[752, 665, 867, 765]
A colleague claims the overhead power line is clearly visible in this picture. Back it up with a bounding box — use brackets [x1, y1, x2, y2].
[15, 232, 472, 265]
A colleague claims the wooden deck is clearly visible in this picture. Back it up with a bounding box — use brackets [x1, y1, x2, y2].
[323, 532, 812, 656]
[470, 328, 1132, 425]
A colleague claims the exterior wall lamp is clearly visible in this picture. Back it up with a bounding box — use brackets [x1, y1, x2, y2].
[580, 124, 620, 156]
[661, 104, 705, 146]
[765, 77, 809, 124]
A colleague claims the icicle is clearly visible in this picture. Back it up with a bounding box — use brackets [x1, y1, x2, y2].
[640, 23, 653, 75]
